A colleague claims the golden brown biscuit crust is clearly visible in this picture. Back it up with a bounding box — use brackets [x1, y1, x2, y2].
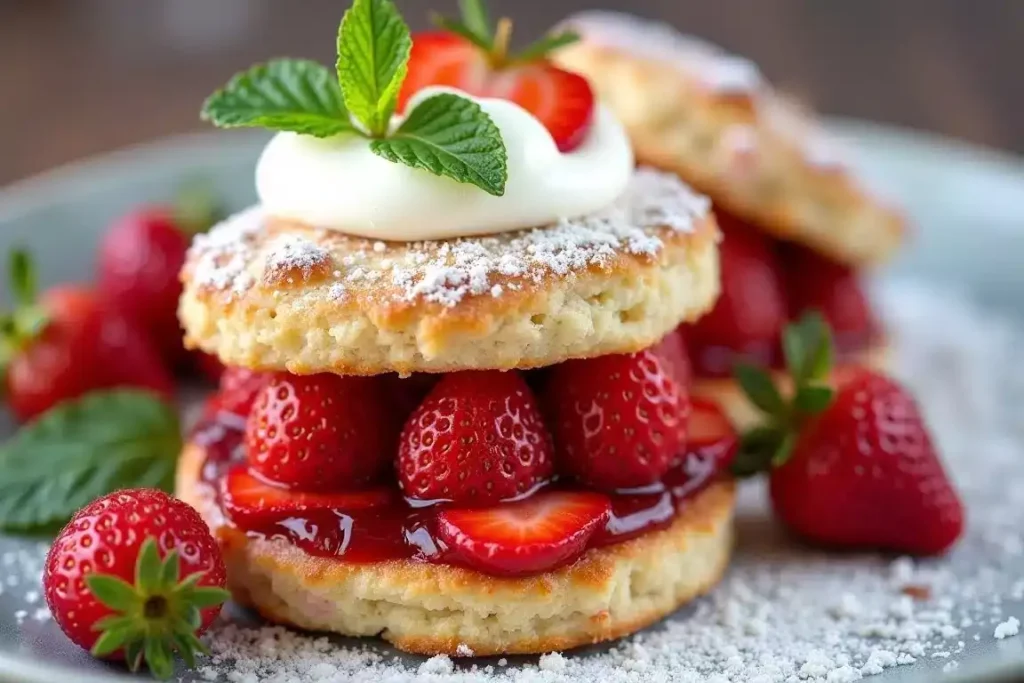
[176, 444, 735, 656]
[179, 169, 720, 375]
[555, 11, 906, 267]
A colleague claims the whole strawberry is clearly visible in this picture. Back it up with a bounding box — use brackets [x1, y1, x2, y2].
[97, 185, 221, 369]
[1, 250, 174, 422]
[246, 373, 398, 491]
[733, 313, 964, 555]
[398, 370, 554, 505]
[44, 489, 228, 679]
[546, 349, 690, 490]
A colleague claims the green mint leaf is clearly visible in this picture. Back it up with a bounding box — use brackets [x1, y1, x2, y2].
[734, 362, 787, 419]
[514, 30, 581, 63]
[431, 15, 493, 51]
[459, 0, 492, 44]
[201, 59, 354, 138]
[337, 0, 412, 136]
[371, 93, 508, 196]
[794, 385, 835, 415]
[0, 390, 181, 533]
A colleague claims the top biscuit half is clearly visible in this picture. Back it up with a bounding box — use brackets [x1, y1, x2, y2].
[555, 11, 906, 267]
[179, 169, 720, 376]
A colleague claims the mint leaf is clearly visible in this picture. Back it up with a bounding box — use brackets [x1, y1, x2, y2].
[337, 0, 412, 136]
[201, 59, 354, 138]
[459, 0, 492, 44]
[514, 30, 581, 64]
[0, 391, 181, 533]
[371, 93, 508, 196]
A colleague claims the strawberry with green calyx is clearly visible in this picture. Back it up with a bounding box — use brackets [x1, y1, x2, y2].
[44, 490, 228, 680]
[202, 0, 508, 196]
[400, 0, 594, 152]
[1, 249, 174, 422]
[732, 313, 964, 555]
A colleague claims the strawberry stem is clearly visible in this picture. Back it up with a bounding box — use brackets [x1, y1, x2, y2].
[491, 18, 513, 68]
[0, 249, 50, 368]
[85, 538, 229, 680]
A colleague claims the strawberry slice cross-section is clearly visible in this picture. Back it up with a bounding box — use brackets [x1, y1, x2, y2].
[436, 491, 611, 576]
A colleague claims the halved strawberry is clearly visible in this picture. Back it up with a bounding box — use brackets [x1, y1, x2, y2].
[437, 491, 610, 576]
[398, 11, 594, 152]
[221, 466, 397, 527]
[687, 398, 739, 471]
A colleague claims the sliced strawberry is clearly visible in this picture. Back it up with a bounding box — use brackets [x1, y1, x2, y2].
[687, 398, 739, 471]
[221, 466, 396, 527]
[399, 31, 594, 152]
[781, 243, 877, 353]
[437, 491, 610, 576]
[687, 210, 788, 376]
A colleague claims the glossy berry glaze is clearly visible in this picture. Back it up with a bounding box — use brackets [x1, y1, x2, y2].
[192, 397, 736, 576]
[687, 208, 880, 379]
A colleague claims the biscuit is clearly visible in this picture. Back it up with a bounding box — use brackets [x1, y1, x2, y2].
[179, 169, 720, 376]
[555, 11, 906, 267]
[693, 338, 891, 430]
[176, 444, 735, 656]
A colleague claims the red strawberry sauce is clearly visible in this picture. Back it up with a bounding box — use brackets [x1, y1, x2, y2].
[191, 408, 730, 573]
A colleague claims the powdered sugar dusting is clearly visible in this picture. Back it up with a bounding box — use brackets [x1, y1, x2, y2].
[179, 281, 1024, 681]
[187, 169, 709, 309]
[564, 11, 762, 94]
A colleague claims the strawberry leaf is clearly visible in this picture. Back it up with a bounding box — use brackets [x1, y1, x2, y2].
[0, 391, 181, 533]
[794, 385, 835, 415]
[513, 30, 581, 64]
[731, 426, 785, 477]
[337, 0, 412, 137]
[86, 575, 139, 612]
[734, 363, 787, 418]
[431, 15, 493, 51]
[201, 59, 354, 138]
[371, 92, 508, 196]
[8, 249, 36, 307]
[458, 0, 492, 44]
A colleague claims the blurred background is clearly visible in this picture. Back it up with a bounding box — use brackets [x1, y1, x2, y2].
[1, 0, 1023, 186]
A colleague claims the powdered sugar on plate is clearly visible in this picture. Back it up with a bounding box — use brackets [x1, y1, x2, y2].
[2, 281, 1023, 681]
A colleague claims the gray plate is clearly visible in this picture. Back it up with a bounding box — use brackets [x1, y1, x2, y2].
[2, 122, 1024, 682]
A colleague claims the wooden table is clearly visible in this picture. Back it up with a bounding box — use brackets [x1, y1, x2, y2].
[1, 0, 1021, 185]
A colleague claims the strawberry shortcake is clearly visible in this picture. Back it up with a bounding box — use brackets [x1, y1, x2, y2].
[176, 0, 735, 656]
[555, 11, 904, 429]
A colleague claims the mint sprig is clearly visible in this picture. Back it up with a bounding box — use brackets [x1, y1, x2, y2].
[337, 0, 410, 136]
[202, 60, 353, 138]
[86, 539, 229, 679]
[730, 312, 837, 477]
[372, 93, 507, 196]
[0, 390, 182, 532]
[200, 0, 508, 196]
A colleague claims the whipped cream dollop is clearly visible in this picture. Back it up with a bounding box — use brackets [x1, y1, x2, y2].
[255, 88, 634, 241]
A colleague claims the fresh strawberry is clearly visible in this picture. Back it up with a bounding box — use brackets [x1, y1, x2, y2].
[97, 187, 221, 369]
[218, 366, 273, 419]
[686, 398, 739, 471]
[398, 371, 554, 505]
[221, 466, 396, 527]
[44, 489, 228, 679]
[399, 7, 594, 152]
[546, 350, 689, 490]
[245, 373, 398, 491]
[654, 329, 692, 388]
[733, 314, 964, 555]
[782, 244, 877, 352]
[1, 251, 174, 423]
[437, 491, 610, 576]
[687, 210, 787, 376]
